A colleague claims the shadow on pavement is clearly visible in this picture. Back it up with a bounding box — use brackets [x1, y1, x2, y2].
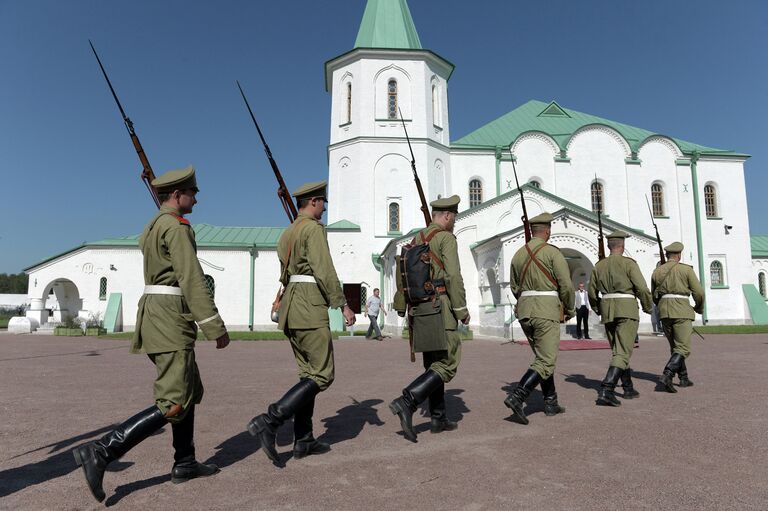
[414, 388, 471, 433]
[500, 382, 546, 418]
[319, 397, 385, 446]
[562, 373, 602, 392]
[105, 473, 170, 507]
[0, 424, 140, 498]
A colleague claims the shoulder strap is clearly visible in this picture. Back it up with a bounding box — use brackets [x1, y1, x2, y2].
[656, 261, 679, 291]
[522, 243, 558, 288]
[420, 227, 445, 270]
[281, 218, 312, 280]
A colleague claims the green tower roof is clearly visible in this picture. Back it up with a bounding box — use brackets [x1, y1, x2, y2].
[354, 0, 422, 49]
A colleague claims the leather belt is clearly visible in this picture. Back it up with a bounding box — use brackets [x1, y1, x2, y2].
[144, 285, 182, 296]
[289, 275, 317, 283]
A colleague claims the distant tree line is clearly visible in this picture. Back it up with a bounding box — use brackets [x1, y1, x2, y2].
[0, 273, 28, 293]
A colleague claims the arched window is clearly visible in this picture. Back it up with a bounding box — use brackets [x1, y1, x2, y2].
[529, 180, 541, 189]
[387, 79, 398, 120]
[710, 261, 723, 286]
[591, 182, 604, 213]
[759, 272, 766, 298]
[704, 184, 718, 218]
[432, 85, 438, 125]
[99, 277, 107, 300]
[203, 274, 215, 298]
[388, 202, 400, 233]
[346, 83, 352, 124]
[469, 179, 483, 207]
[651, 183, 665, 217]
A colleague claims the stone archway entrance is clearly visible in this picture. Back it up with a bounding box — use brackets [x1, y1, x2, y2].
[560, 248, 603, 338]
[40, 279, 82, 324]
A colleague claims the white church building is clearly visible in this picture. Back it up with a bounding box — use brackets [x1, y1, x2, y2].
[22, 0, 768, 335]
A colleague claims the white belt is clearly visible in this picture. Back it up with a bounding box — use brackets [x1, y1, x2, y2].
[602, 293, 636, 299]
[661, 294, 689, 299]
[289, 275, 317, 284]
[520, 291, 558, 297]
[144, 285, 182, 296]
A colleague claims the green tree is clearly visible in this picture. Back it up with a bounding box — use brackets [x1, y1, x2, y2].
[0, 273, 29, 293]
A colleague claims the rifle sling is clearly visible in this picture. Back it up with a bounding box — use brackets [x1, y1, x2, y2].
[522, 243, 559, 290]
[418, 228, 445, 271]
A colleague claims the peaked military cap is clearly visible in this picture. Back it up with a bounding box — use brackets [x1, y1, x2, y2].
[606, 230, 630, 239]
[529, 212, 554, 225]
[292, 181, 327, 200]
[430, 194, 460, 213]
[665, 241, 684, 253]
[152, 165, 198, 193]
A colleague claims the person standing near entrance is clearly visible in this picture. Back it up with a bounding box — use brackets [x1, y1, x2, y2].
[651, 241, 705, 392]
[588, 230, 652, 406]
[364, 288, 385, 340]
[248, 181, 355, 464]
[575, 282, 591, 339]
[504, 213, 575, 425]
[72, 166, 230, 503]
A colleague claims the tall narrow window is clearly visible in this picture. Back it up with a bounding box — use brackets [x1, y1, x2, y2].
[388, 202, 400, 233]
[387, 80, 398, 119]
[469, 179, 483, 207]
[432, 85, 438, 125]
[759, 272, 766, 298]
[591, 182, 604, 213]
[346, 83, 352, 124]
[710, 261, 723, 286]
[203, 275, 215, 298]
[99, 277, 107, 300]
[704, 184, 718, 218]
[651, 183, 664, 216]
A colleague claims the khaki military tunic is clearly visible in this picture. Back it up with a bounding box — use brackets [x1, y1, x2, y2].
[131, 206, 227, 422]
[651, 261, 705, 358]
[588, 254, 652, 369]
[277, 213, 345, 390]
[412, 223, 468, 383]
[509, 237, 575, 379]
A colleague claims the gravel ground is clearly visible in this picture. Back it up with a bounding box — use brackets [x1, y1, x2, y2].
[0, 332, 766, 510]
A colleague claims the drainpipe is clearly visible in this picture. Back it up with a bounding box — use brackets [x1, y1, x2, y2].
[689, 152, 708, 323]
[248, 246, 256, 331]
[494, 147, 502, 197]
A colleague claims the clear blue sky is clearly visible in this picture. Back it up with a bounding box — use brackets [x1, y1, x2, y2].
[1, 0, 766, 273]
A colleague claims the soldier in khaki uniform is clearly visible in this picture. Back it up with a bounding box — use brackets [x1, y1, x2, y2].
[651, 242, 705, 392]
[248, 181, 355, 463]
[389, 195, 470, 443]
[504, 213, 575, 425]
[588, 230, 652, 406]
[73, 166, 230, 503]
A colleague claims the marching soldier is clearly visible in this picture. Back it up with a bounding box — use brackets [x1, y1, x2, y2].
[389, 195, 469, 442]
[73, 166, 230, 503]
[248, 181, 355, 463]
[651, 242, 705, 392]
[505, 213, 575, 424]
[588, 230, 652, 406]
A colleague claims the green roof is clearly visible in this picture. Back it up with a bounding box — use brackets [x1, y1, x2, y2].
[24, 224, 285, 271]
[354, 0, 422, 49]
[327, 219, 361, 231]
[452, 100, 747, 157]
[751, 236, 768, 258]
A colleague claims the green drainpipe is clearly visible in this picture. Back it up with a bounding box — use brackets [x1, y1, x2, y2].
[689, 152, 708, 323]
[494, 147, 502, 197]
[248, 247, 256, 331]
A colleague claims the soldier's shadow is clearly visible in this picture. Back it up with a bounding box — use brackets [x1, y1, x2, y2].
[562, 373, 602, 392]
[318, 398, 385, 446]
[500, 383, 545, 418]
[0, 423, 142, 499]
[415, 388, 470, 433]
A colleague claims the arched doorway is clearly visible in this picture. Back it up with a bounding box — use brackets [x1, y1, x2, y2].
[559, 248, 602, 338]
[41, 279, 82, 323]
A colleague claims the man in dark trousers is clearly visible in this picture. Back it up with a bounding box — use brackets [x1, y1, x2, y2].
[575, 281, 591, 339]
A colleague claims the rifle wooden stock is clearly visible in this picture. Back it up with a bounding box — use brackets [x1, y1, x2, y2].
[646, 195, 666, 264]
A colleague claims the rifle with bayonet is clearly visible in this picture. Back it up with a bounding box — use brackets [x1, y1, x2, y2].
[237, 81, 298, 223]
[398, 109, 428, 362]
[595, 174, 606, 260]
[645, 195, 666, 264]
[511, 149, 531, 243]
[89, 40, 160, 208]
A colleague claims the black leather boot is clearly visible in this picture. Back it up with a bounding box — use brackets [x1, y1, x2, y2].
[540, 376, 565, 416]
[620, 367, 640, 399]
[293, 389, 330, 459]
[678, 359, 694, 387]
[504, 369, 542, 425]
[248, 379, 320, 463]
[389, 370, 443, 442]
[428, 381, 458, 433]
[170, 406, 220, 484]
[73, 405, 166, 502]
[660, 353, 684, 393]
[596, 366, 623, 406]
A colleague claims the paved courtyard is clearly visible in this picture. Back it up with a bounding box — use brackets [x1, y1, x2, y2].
[0, 332, 766, 510]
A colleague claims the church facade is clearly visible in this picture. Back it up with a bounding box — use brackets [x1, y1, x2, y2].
[22, 0, 766, 335]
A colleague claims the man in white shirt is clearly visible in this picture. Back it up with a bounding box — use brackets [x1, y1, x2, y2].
[364, 288, 385, 340]
[575, 282, 591, 339]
